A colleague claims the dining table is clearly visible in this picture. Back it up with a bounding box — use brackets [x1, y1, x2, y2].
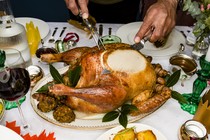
[0, 21, 209, 140]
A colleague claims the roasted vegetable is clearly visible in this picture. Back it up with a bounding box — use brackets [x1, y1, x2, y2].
[136, 130, 157, 140]
[113, 127, 135, 140]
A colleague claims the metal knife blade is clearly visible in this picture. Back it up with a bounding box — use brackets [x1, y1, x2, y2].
[83, 18, 105, 50]
[130, 40, 145, 51]
[131, 27, 154, 51]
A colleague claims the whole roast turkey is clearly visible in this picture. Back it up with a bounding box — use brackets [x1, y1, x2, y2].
[40, 43, 171, 115]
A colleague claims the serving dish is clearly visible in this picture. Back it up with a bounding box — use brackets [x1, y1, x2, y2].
[30, 67, 163, 130]
[96, 123, 167, 140]
[116, 22, 185, 58]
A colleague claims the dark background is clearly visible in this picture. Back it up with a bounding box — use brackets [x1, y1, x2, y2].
[10, 0, 70, 22]
[10, 0, 195, 25]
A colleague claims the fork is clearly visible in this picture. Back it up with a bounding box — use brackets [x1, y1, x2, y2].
[82, 18, 105, 50]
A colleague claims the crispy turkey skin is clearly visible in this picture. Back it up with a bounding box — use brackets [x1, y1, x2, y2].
[42, 43, 157, 113]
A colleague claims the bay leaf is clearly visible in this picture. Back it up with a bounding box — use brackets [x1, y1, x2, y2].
[171, 90, 188, 104]
[49, 64, 63, 84]
[166, 69, 181, 87]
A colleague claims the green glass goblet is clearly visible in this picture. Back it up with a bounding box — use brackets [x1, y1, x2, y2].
[181, 55, 210, 114]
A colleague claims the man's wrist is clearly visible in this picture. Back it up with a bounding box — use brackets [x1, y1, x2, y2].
[158, 0, 178, 9]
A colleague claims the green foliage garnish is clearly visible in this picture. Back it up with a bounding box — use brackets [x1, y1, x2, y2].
[36, 83, 52, 93]
[102, 104, 138, 128]
[183, 0, 210, 41]
[102, 111, 119, 122]
[166, 70, 189, 104]
[171, 91, 189, 104]
[68, 66, 82, 87]
[166, 69, 181, 87]
[49, 64, 63, 84]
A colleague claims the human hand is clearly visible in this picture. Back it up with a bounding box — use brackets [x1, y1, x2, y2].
[65, 0, 89, 19]
[134, 0, 177, 43]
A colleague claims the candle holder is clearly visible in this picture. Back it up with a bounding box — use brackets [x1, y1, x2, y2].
[180, 55, 210, 114]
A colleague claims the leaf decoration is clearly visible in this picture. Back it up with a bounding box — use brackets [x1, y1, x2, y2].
[102, 111, 119, 122]
[49, 64, 63, 84]
[36, 83, 52, 93]
[171, 90, 188, 104]
[102, 104, 138, 129]
[166, 70, 181, 87]
[68, 66, 82, 87]
[121, 104, 138, 114]
[119, 113, 128, 129]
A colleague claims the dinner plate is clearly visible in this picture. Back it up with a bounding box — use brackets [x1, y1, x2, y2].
[30, 67, 163, 130]
[96, 123, 167, 140]
[116, 22, 185, 58]
[0, 125, 24, 140]
[15, 17, 50, 39]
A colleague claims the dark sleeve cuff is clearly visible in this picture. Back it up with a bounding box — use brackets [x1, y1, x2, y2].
[177, 0, 184, 11]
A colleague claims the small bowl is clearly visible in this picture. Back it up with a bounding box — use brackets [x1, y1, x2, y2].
[100, 35, 121, 45]
[169, 54, 197, 76]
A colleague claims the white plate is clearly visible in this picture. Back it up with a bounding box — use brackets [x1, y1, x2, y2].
[116, 22, 185, 58]
[0, 125, 24, 140]
[30, 67, 162, 130]
[15, 17, 50, 39]
[96, 123, 167, 140]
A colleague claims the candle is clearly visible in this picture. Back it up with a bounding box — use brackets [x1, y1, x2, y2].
[205, 46, 210, 62]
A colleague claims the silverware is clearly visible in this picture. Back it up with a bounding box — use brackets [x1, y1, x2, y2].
[48, 27, 58, 43]
[55, 27, 67, 43]
[130, 27, 154, 51]
[82, 18, 105, 50]
[99, 24, 103, 37]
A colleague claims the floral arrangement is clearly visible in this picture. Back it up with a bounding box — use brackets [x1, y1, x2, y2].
[183, 0, 210, 42]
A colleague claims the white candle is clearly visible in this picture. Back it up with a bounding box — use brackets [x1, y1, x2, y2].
[205, 46, 210, 62]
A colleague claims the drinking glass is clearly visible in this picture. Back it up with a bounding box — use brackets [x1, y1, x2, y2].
[0, 49, 31, 131]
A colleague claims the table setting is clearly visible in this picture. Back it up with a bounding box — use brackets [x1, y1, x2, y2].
[1, 0, 210, 139]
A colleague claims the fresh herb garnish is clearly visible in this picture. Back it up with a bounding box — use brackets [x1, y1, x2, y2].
[166, 69, 181, 87]
[171, 90, 188, 104]
[68, 66, 82, 87]
[166, 70, 188, 104]
[36, 83, 53, 93]
[49, 64, 63, 84]
[102, 104, 138, 128]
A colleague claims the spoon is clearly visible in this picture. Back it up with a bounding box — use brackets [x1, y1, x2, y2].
[48, 27, 58, 43]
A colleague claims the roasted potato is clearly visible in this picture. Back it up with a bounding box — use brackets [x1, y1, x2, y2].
[113, 128, 135, 140]
[136, 130, 157, 140]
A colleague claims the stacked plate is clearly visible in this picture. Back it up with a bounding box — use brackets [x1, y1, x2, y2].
[116, 22, 186, 58]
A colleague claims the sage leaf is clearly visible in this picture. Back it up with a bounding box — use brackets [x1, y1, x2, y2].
[121, 104, 138, 114]
[102, 111, 119, 122]
[166, 70, 181, 87]
[119, 113, 128, 129]
[36, 83, 52, 93]
[171, 90, 188, 104]
[68, 66, 82, 87]
[49, 64, 63, 84]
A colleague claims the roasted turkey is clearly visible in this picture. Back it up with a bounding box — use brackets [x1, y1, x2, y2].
[40, 43, 171, 114]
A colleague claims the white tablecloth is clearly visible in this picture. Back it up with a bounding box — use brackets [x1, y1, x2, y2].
[1, 22, 209, 140]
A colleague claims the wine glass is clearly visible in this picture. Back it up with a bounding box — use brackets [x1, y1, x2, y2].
[0, 48, 31, 131]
